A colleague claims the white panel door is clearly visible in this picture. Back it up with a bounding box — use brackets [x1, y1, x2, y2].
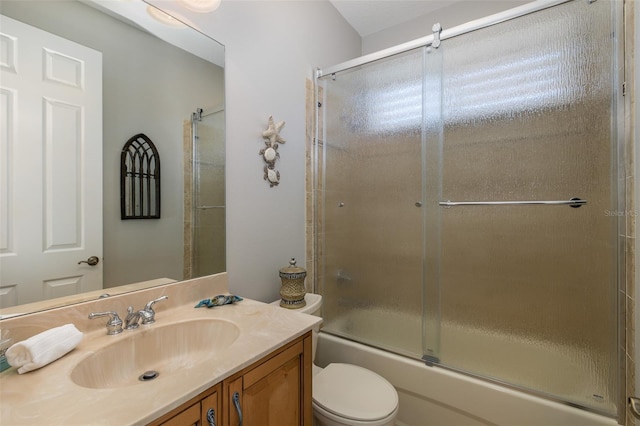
[0, 15, 103, 308]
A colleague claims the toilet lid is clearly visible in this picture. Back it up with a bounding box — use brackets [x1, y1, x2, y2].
[313, 363, 398, 422]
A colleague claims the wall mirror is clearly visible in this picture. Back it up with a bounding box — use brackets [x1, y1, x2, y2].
[0, 0, 225, 317]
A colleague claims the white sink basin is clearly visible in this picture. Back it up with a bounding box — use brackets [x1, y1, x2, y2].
[70, 318, 239, 389]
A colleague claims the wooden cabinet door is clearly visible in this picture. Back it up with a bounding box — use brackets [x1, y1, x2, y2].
[225, 376, 244, 426]
[157, 403, 200, 426]
[201, 391, 221, 426]
[244, 353, 302, 425]
[224, 333, 312, 426]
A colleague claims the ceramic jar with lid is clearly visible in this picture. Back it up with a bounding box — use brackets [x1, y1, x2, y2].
[279, 258, 306, 309]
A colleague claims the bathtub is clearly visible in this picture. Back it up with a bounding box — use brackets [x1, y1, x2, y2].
[315, 331, 618, 426]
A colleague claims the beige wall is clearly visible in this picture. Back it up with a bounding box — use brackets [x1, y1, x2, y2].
[147, 0, 363, 303]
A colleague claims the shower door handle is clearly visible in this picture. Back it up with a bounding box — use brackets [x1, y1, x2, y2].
[439, 197, 586, 208]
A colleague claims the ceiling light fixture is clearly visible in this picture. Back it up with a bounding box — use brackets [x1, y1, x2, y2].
[179, 0, 221, 13]
[146, 5, 184, 27]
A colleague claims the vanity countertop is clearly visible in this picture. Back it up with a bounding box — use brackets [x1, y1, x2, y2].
[0, 273, 321, 425]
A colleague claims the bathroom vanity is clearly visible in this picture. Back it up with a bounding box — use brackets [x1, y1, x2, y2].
[0, 273, 319, 425]
[151, 333, 311, 426]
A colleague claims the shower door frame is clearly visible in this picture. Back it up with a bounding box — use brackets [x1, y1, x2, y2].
[312, 0, 627, 421]
[318, 0, 570, 78]
[185, 105, 226, 279]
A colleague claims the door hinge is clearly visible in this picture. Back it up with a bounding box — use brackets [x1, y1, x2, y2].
[623, 82, 626, 96]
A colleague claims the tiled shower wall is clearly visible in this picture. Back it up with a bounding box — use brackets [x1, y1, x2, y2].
[184, 121, 195, 279]
[305, 79, 317, 293]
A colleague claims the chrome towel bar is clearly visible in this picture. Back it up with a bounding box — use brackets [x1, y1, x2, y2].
[196, 205, 225, 210]
[439, 198, 587, 208]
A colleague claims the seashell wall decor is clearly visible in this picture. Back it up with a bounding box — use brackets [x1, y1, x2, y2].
[259, 115, 286, 187]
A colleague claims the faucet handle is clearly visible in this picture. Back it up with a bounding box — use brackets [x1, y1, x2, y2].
[141, 296, 168, 324]
[144, 295, 168, 312]
[88, 311, 123, 335]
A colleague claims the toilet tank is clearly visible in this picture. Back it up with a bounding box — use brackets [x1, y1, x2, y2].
[298, 293, 322, 317]
[271, 293, 322, 317]
[271, 293, 322, 362]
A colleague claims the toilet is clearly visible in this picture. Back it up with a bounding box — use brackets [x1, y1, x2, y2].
[272, 294, 399, 426]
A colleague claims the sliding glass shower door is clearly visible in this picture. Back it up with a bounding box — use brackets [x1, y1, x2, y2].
[437, 0, 619, 414]
[318, 47, 440, 358]
[316, 0, 621, 416]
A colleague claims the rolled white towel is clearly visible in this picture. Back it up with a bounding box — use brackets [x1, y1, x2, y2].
[5, 324, 83, 374]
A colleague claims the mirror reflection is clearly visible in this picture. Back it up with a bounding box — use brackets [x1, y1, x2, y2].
[0, 0, 225, 316]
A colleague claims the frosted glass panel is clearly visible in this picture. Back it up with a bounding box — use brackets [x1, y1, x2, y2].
[316, 0, 619, 416]
[439, 0, 618, 415]
[318, 48, 432, 358]
[193, 109, 225, 277]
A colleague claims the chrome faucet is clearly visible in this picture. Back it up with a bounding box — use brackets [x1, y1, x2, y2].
[88, 311, 123, 335]
[88, 296, 168, 335]
[124, 306, 142, 330]
[139, 296, 168, 324]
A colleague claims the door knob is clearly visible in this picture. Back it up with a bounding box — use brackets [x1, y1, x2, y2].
[78, 256, 100, 266]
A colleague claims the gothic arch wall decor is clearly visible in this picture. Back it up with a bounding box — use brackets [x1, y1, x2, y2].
[120, 133, 161, 219]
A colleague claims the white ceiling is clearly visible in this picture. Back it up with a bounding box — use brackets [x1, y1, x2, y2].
[328, 0, 457, 37]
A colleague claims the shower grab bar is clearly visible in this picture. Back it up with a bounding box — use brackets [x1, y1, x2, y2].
[196, 206, 225, 209]
[439, 198, 587, 208]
